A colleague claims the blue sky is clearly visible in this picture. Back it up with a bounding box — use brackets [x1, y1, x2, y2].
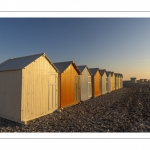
[0, 18, 150, 80]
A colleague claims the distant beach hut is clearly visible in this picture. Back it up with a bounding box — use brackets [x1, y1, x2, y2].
[89, 68, 102, 98]
[130, 77, 137, 83]
[0, 53, 59, 124]
[99, 69, 107, 95]
[106, 71, 112, 93]
[77, 65, 92, 101]
[114, 73, 118, 90]
[111, 72, 115, 91]
[137, 80, 140, 83]
[54, 61, 81, 108]
[118, 73, 121, 89]
[120, 74, 123, 88]
[140, 79, 144, 82]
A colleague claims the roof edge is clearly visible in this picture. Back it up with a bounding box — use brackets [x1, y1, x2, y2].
[89, 68, 101, 76]
[44, 54, 59, 72]
[77, 65, 92, 75]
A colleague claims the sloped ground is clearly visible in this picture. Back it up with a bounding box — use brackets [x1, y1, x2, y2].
[0, 83, 150, 132]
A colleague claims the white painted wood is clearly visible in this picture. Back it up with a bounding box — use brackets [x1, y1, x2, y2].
[79, 67, 92, 101]
[21, 55, 58, 122]
[0, 54, 58, 124]
[0, 70, 22, 122]
[101, 72, 107, 95]
[49, 73, 58, 110]
[107, 74, 112, 93]
[115, 75, 118, 90]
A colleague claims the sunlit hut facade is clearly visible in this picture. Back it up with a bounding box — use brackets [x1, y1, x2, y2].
[54, 61, 81, 108]
[99, 69, 107, 95]
[111, 72, 115, 91]
[0, 53, 59, 124]
[114, 73, 118, 90]
[77, 65, 92, 101]
[120, 74, 123, 88]
[106, 71, 112, 93]
[118, 73, 121, 89]
[89, 68, 102, 98]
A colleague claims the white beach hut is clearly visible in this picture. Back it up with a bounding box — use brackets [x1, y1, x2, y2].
[115, 73, 118, 90]
[100, 69, 107, 95]
[77, 65, 92, 101]
[106, 71, 112, 93]
[0, 53, 59, 124]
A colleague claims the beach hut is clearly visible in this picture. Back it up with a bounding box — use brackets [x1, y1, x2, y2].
[77, 65, 92, 101]
[120, 74, 123, 88]
[111, 72, 115, 91]
[99, 69, 107, 95]
[89, 68, 102, 98]
[120, 74, 122, 88]
[53, 61, 81, 108]
[114, 73, 118, 90]
[106, 71, 112, 93]
[118, 74, 121, 89]
[0, 53, 59, 124]
[140, 79, 144, 83]
[130, 77, 137, 83]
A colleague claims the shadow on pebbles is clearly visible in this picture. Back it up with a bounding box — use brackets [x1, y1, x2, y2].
[0, 83, 150, 132]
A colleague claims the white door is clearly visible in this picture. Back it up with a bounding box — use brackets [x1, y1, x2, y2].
[48, 73, 58, 110]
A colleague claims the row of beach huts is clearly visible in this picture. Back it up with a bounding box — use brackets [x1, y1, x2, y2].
[0, 53, 123, 124]
[130, 77, 150, 83]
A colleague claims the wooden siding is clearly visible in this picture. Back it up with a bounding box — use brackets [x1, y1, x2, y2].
[101, 72, 107, 95]
[118, 76, 120, 89]
[93, 71, 101, 97]
[107, 74, 111, 93]
[111, 74, 115, 91]
[60, 64, 80, 108]
[120, 77, 123, 88]
[115, 76, 118, 90]
[80, 67, 92, 101]
[0, 70, 22, 122]
[21, 55, 58, 122]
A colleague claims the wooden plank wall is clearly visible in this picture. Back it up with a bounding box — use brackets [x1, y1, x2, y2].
[94, 71, 101, 97]
[118, 76, 120, 89]
[111, 74, 115, 91]
[101, 73, 107, 95]
[80, 67, 92, 101]
[107, 74, 112, 93]
[21, 56, 58, 122]
[115, 76, 118, 90]
[60, 64, 80, 108]
[0, 70, 21, 122]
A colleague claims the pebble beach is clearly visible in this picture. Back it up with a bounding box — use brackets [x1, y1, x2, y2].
[0, 83, 150, 132]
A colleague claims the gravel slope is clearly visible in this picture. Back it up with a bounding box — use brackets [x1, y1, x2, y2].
[0, 83, 150, 132]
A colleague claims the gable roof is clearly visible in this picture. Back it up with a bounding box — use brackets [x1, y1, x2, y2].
[99, 69, 106, 76]
[53, 61, 81, 74]
[111, 72, 114, 76]
[117, 73, 121, 77]
[106, 71, 112, 77]
[0, 53, 58, 72]
[77, 65, 92, 75]
[130, 77, 136, 79]
[89, 68, 101, 76]
[114, 73, 119, 77]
